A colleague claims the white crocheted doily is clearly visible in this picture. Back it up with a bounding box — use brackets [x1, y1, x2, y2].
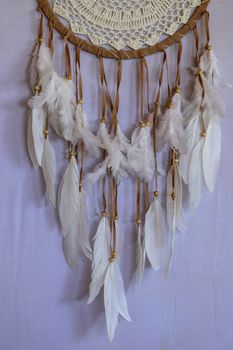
[53, 0, 201, 50]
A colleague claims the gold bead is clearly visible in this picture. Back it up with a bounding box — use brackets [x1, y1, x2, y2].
[206, 44, 213, 51]
[136, 219, 141, 225]
[155, 102, 160, 107]
[34, 85, 41, 93]
[67, 75, 72, 80]
[146, 121, 151, 127]
[109, 256, 115, 263]
[44, 129, 49, 136]
[100, 118, 106, 124]
[171, 192, 176, 200]
[175, 158, 179, 165]
[153, 191, 159, 198]
[139, 122, 145, 128]
[174, 86, 181, 94]
[168, 102, 173, 109]
[79, 99, 83, 105]
[201, 131, 206, 138]
[38, 37, 43, 43]
[69, 151, 76, 160]
[112, 251, 117, 258]
[101, 211, 107, 218]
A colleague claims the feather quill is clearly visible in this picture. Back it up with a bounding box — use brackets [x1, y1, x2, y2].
[41, 136, 56, 207]
[136, 223, 145, 283]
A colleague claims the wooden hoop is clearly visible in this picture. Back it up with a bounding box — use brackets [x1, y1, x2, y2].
[37, 0, 210, 60]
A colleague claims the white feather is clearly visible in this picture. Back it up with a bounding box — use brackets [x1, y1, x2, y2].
[188, 138, 205, 209]
[41, 137, 56, 207]
[165, 168, 176, 274]
[88, 216, 110, 304]
[157, 93, 187, 154]
[87, 123, 131, 185]
[200, 48, 221, 87]
[175, 166, 186, 233]
[27, 96, 46, 167]
[38, 43, 76, 141]
[62, 229, 80, 269]
[136, 224, 145, 284]
[73, 104, 100, 155]
[77, 190, 93, 261]
[58, 157, 80, 237]
[144, 196, 166, 271]
[104, 260, 131, 341]
[128, 125, 154, 181]
[27, 112, 39, 169]
[202, 117, 221, 193]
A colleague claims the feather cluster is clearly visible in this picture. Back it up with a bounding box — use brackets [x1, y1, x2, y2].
[88, 217, 131, 341]
[180, 46, 224, 208]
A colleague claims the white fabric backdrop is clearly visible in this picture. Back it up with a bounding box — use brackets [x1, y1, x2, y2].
[0, 1, 233, 349]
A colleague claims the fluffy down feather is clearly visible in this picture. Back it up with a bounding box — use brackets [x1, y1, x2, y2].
[72, 104, 101, 155]
[157, 93, 187, 154]
[128, 124, 154, 181]
[87, 123, 131, 185]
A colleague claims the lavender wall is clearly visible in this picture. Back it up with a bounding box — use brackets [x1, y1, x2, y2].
[0, 1, 233, 349]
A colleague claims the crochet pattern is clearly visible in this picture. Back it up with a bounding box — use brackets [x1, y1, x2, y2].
[53, 0, 201, 49]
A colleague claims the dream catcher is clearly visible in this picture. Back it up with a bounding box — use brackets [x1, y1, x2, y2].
[28, 0, 225, 341]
